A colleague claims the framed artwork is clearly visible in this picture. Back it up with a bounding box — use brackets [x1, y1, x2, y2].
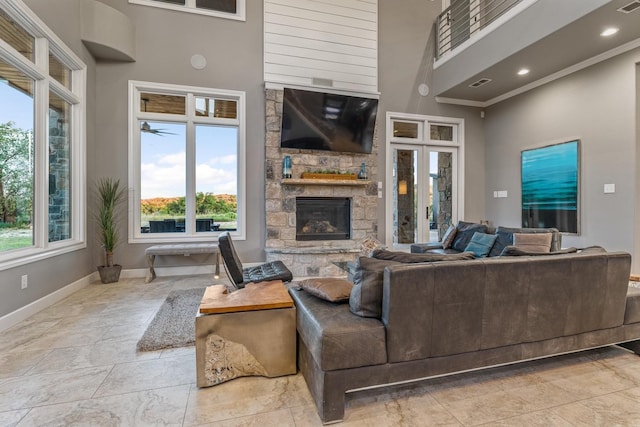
[521, 139, 580, 234]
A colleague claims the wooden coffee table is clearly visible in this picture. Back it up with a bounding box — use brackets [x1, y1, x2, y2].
[195, 280, 296, 387]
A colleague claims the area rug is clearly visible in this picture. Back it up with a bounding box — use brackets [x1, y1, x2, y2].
[136, 287, 205, 352]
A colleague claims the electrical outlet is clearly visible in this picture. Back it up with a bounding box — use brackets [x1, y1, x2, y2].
[21, 275, 28, 289]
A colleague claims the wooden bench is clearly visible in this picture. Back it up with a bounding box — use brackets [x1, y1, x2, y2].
[145, 243, 220, 283]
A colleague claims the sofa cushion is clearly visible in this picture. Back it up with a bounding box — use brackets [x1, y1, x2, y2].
[464, 232, 498, 258]
[441, 224, 457, 249]
[451, 221, 488, 252]
[349, 257, 400, 318]
[625, 286, 640, 325]
[289, 286, 387, 371]
[489, 226, 561, 257]
[299, 278, 353, 303]
[513, 233, 552, 253]
[500, 246, 578, 256]
[371, 249, 475, 263]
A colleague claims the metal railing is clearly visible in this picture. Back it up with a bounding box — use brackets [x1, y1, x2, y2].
[436, 0, 523, 58]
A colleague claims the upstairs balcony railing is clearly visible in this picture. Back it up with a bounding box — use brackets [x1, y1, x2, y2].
[436, 0, 523, 59]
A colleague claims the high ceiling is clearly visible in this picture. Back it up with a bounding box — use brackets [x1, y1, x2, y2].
[433, 0, 640, 105]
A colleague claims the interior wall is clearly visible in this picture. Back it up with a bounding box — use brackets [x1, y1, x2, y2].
[377, 0, 486, 242]
[485, 48, 640, 267]
[92, 0, 265, 268]
[635, 63, 640, 274]
[0, 0, 96, 318]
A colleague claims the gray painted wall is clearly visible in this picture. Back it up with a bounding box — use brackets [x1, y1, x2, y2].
[484, 47, 640, 272]
[1, 0, 489, 318]
[0, 0, 97, 318]
[378, 0, 487, 238]
[93, 0, 265, 268]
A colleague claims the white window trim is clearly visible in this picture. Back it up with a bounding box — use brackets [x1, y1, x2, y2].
[385, 112, 465, 247]
[0, 0, 87, 271]
[128, 80, 246, 243]
[129, 0, 246, 21]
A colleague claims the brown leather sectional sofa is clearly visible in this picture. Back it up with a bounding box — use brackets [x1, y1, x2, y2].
[289, 249, 639, 423]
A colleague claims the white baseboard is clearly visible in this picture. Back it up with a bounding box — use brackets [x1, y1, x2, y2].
[0, 273, 94, 332]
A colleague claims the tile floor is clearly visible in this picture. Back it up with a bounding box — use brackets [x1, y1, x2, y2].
[2, 275, 640, 426]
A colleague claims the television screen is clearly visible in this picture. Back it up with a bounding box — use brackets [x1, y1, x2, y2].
[280, 88, 378, 154]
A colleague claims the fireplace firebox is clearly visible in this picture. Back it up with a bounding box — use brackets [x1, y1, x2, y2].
[296, 197, 351, 241]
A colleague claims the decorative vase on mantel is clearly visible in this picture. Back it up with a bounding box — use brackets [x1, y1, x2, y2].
[357, 163, 368, 180]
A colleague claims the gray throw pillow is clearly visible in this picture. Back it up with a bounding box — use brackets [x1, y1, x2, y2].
[349, 257, 400, 318]
[371, 248, 475, 263]
[451, 221, 488, 252]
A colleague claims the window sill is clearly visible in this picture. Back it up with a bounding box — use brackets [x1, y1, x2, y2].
[0, 241, 87, 272]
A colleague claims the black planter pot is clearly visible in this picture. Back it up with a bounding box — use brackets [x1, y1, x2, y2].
[97, 265, 122, 284]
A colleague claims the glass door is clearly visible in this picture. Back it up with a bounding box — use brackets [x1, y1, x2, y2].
[392, 145, 457, 247]
[386, 113, 462, 249]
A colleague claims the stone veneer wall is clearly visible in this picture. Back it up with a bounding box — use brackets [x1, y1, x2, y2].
[264, 89, 379, 277]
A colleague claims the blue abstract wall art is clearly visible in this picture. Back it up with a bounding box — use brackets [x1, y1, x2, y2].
[521, 139, 579, 234]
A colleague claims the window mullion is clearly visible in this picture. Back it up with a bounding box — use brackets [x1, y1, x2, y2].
[185, 119, 196, 235]
[33, 37, 49, 248]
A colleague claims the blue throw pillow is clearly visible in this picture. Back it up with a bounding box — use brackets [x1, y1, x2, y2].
[464, 232, 498, 258]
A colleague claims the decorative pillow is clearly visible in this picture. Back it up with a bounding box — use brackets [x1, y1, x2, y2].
[349, 257, 400, 318]
[464, 232, 498, 258]
[513, 233, 552, 253]
[441, 224, 457, 249]
[360, 236, 385, 257]
[299, 278, 353, 303]
[371, 248, 475, 263]
[451, 221, 488, 252]
[490, 227, 561, 256]
[500, 246, 578, 256]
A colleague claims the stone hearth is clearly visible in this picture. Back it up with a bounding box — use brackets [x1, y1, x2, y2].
[264, 89, 379, 277]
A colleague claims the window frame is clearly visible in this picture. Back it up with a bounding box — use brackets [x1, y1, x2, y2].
[128, 80, 246, 243]
[128, 0, 246, 21]
[0, 0, 86, 271]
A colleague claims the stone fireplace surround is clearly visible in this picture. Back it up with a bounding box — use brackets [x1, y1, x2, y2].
[264, 89, 379, 278]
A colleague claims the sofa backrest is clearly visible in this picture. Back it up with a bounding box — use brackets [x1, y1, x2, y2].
[381, 251, 631, 363]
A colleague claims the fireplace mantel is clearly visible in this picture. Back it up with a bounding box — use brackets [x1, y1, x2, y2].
[281, 179, 371, 186]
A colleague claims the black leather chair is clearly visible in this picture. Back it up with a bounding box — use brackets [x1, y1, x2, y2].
[218, 231, 293, 289]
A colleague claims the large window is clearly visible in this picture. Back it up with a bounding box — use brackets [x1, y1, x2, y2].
[0, 2, 86, 269]
[129, 0, 245, 21]
[129, 81, 245, 242]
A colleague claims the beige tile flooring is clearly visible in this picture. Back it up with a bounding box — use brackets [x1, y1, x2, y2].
[2, 275, 640, 426]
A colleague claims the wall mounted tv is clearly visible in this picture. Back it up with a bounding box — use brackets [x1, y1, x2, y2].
[280, 88, 378, 154]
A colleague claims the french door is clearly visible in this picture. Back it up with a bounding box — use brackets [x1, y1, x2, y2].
[386, 113, 464, 248]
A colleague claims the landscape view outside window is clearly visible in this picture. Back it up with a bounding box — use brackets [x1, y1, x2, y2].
[0, 76, 35, 253]
[140, 121, 238, 234]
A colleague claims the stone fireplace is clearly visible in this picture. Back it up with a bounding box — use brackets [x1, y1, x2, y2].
[264, 89, 378, 277]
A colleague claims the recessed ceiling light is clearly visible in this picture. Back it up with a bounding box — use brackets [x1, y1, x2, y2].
[517, 68, 530, 76]
[601, 27, 619, 37]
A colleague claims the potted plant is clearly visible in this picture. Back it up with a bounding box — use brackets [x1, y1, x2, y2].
[96, 177, 125, 283]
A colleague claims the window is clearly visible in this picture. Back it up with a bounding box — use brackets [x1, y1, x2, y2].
[129, 81, 245, 243]
[0, 1, 86, 269]
[129, 0, 245, 21]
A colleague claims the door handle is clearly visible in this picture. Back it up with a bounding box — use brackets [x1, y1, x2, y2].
[426, 206, 429, 220]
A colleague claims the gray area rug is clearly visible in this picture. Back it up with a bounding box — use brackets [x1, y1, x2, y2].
[137, 287, 205, 352]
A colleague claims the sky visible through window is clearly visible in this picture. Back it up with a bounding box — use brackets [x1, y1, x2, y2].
[0, 83, 33, 129]
[140, 121, 237, 200]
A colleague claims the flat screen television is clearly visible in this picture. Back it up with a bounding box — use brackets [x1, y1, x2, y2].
[280, 88, 378, 154]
